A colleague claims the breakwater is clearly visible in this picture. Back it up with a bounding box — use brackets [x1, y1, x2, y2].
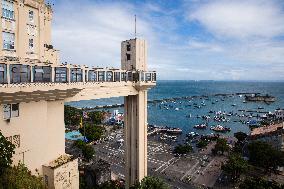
[82, 92, 261, 111]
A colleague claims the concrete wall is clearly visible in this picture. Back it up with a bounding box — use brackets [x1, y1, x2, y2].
[43, 158, 79, 189]
[0, 100, 65, 174]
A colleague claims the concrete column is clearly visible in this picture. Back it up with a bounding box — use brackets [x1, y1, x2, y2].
[30, 66, 34, 82]
[7, 64, 10, 85]
[51, 67, 55, 82]
[124, 90, 148, 188]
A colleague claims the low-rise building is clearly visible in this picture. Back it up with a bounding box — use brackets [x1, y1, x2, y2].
[250, 122, 284, 151]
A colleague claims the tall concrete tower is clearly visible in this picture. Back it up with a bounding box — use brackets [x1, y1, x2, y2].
[121, 38, 148, 188]
[121, 39, 147, 71]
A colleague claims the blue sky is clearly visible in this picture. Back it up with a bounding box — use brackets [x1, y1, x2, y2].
[49, 0, 284, 80]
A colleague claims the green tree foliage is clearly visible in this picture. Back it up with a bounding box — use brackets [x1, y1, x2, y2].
[233, 132, 248, 153]
[222, 153, 248, 181]
[173, 144, 193, 154]
[131, 176, 169, 189]
[239, 177, 283, 189]
[79, 123, 104, 142]
[0, 163, 44, 189]
[73, 140, 95, 161]
[212, 138, 230, 155]
[234, 132, 248, 143]
[98, 180, 123, 189]
[247, 141, 284, 171]
[0, 132, 15, 175]
[64, 105, 82, 126]
[196, 140, 209, 148]
[88, 111, 103, 124]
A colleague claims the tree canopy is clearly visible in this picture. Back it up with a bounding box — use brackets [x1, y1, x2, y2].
[239, 177, 283, 189]
[131, 176, 169, 189]
[73, 140, 95, 161]
[87, 111, 103, 125]
[247, 141, 284, 171]
[234, 132, 248, 143]
[98, 180, 123, 189]
[0, 163, 44, 189]
[173, 144, 193, 154]
[196, 140, 209, 148]
[64, 106, 104, 126]
[79, 123, 104, 142]
[222, 153, 248, 181]
[212, 138, 230, 155]
[0, 131, 15, 175]
[64, 105, 82, 126]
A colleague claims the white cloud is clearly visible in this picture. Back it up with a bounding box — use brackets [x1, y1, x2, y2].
[187, 38, 223, 52]
[188, 0, 284, 39]
[50, 0, 284, 81]
[52, 1, 155, 68]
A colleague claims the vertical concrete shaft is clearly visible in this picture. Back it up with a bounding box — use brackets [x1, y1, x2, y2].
[125, 90, 148, 188]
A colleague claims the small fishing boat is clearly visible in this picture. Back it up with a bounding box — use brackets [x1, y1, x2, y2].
[166, 128, 182, 134]
[193, 124, 207, 129]
[186, 132, 199, 138]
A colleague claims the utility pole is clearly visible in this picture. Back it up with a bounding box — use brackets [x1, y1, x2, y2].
[18, 149, 30, 164]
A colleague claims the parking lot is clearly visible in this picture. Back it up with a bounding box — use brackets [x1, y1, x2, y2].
[92, 130, 226, 188]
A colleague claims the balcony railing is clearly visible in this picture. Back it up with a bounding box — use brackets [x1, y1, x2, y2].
[0, 63, 156, 85]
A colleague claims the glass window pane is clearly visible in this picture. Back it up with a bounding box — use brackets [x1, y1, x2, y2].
[11, 103, 19, 117]
[3, 104, 11, 119]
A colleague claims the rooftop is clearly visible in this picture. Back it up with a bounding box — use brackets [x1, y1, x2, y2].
[44, 154, 75, 169]
[251, 122, 284, 137]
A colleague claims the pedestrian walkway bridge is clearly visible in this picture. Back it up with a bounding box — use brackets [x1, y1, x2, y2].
[0, 62, 156, 104]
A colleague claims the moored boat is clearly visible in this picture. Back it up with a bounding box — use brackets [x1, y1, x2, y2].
[210, 125, 231, 132]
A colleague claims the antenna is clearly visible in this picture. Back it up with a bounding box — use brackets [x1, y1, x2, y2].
[135, 14, 137, 39]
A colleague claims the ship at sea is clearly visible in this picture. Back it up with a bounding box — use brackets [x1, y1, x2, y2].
[245, 94, 276, 102]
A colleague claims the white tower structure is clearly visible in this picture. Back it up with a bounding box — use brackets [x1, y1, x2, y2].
[121, 38, 149, 188]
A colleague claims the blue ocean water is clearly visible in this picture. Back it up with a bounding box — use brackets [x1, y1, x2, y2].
[67, 81, 284, 136]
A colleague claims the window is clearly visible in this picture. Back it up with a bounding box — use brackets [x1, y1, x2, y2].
[121, 72, 126, 81]
[11, 104, 19, 117]
[98, 71, 105, 82]
[28, 10, 34, 22]
[3, 103, 19, 120]
[126, 53, 131, 61]
[2, 0, 14, 20]
[127, 72, 133, 81]
[126, 44, 131, 51]
[0, 64, 7, 84]
[145, 73, 151, 81]
[10, 64, 31, 83]
[29, 39, 34, 51]
[2, 32, 15, 50]
[106, 71, 113, 82]
[34, 66, 51, 82]
[55, 67, 67, 82]
[114, 72, 120, 82]
[88, 70, 97, 82]
[70, 68, 82, 82]
[152, 72, 156, 81]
